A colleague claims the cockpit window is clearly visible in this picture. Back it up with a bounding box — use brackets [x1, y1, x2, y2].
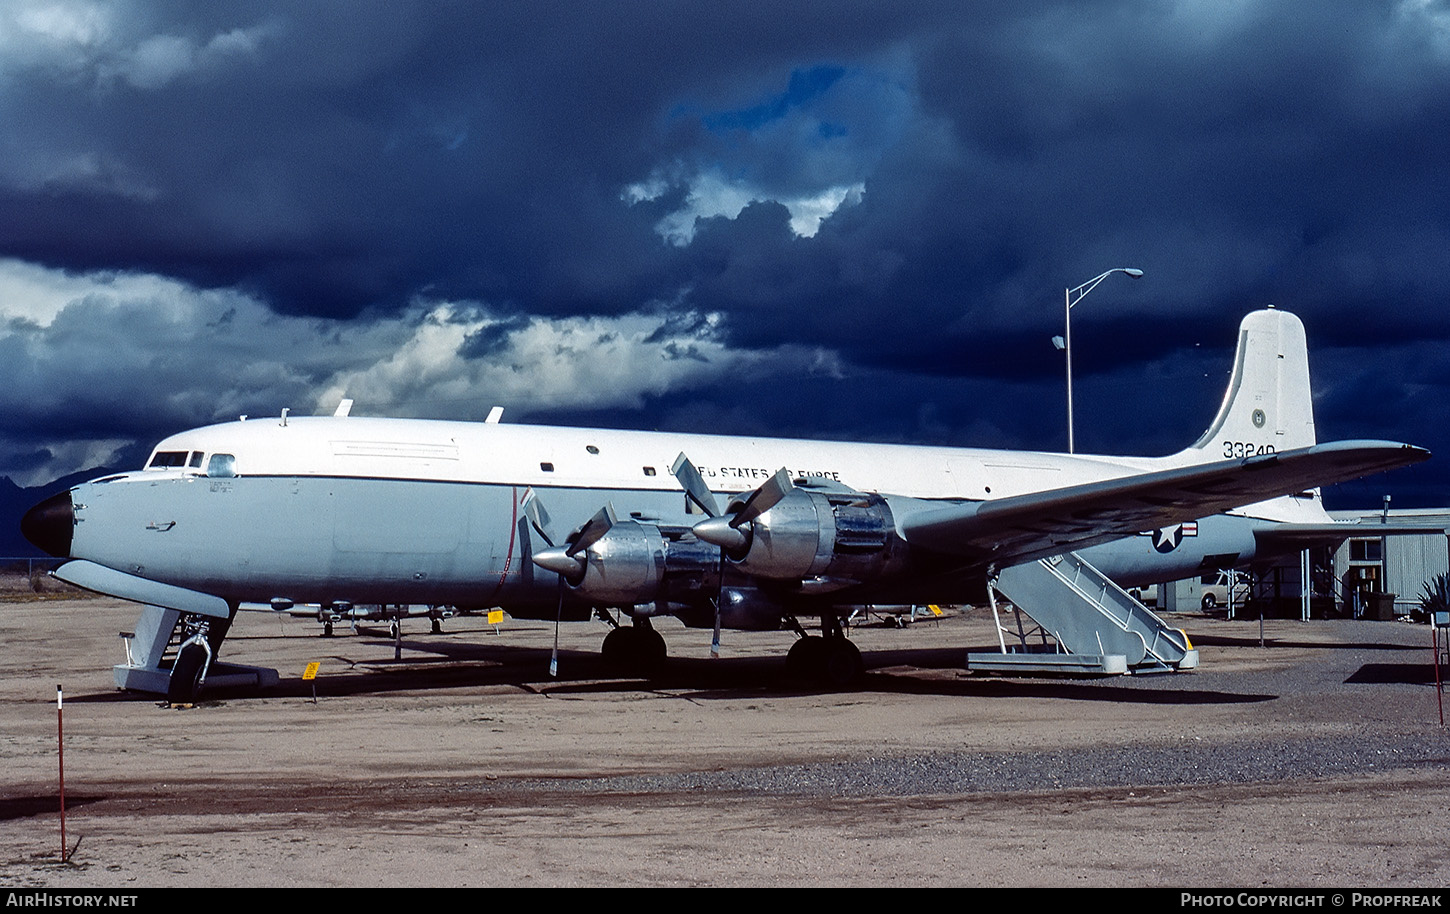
[188, 451, 205, 469]
[206, 453, 236, 478]
[147, 451, 189, 469]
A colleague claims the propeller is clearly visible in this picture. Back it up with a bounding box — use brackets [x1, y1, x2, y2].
[691, 467, 795, 554]
[672, 453, 728, 656]
[523, 490, 621, 678]
[672, 454, 796, 658]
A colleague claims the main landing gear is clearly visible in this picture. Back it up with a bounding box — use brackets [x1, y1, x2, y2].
[599, 613, 668, 675]
[784, 613, 864, 687]
[586, 608, 865, 687]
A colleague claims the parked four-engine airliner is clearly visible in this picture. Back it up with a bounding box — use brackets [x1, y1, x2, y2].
[21, 308, 1429, 699]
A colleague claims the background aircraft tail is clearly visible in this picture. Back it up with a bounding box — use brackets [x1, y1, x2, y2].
[1173, 307, 1316, 465]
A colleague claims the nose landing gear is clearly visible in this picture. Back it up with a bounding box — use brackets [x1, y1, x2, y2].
[166, 617, 214, 704]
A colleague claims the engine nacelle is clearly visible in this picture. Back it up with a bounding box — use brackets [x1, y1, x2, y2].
[714, 584, 791, 630]
[567, 520, 720, 607]
[672, 582, 790, 630]
[725, 490, 906, 584]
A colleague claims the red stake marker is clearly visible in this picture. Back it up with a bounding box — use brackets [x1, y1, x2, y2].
[57, 684, 66, 862]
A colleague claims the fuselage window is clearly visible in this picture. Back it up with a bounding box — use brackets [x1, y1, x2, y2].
[147, 451, 188, 469]
[207, 453, 237, 478]
[643, 466, 656, 476]
[540, 462, 555, 472]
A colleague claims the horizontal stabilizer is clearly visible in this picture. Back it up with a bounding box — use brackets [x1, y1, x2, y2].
[1253, 521, 1450, 552]
[900, 440, 1430, 567]
[53, 559, 232, 618]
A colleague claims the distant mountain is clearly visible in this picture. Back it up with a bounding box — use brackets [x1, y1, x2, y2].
[0, 468, 117, 557]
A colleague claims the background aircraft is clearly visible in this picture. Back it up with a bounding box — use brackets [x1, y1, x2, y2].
[22, 309, 1428, 700]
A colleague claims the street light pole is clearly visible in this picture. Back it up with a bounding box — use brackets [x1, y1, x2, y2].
[1064, 267, 1143, 454]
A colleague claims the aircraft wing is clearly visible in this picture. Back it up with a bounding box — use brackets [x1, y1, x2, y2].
[898, 440, 1430, 568]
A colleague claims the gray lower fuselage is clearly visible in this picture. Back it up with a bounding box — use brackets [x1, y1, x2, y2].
[68, 468, 1287, 620]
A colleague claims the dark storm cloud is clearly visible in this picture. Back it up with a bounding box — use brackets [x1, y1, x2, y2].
[0, 0, 1447, 505]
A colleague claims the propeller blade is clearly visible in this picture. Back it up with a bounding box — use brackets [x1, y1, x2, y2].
[566, 504, 617, 556]
[730, 468, 794, 527]
[671, 453, 721, 517]
[710, 595, 722, 660]
[521, 487, 556, 547]
[549, 577, 563, 678]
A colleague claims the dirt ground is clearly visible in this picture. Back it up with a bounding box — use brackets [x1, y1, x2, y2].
[2, 596, 1448, 888]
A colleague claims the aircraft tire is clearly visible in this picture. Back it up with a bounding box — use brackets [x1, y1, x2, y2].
[167, 643, 208, 704]
[602, 626, 668, 675]
[821, 639, 864, 688]
[785, 635, 826, 679]
[638, 627, 667, 672]
[601, 626, 637, 668]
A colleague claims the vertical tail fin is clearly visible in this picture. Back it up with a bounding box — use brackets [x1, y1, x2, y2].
[1175, 308, 1315, 464]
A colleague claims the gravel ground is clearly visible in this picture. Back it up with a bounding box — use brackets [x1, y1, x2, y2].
[2, 597, 1448, 887]
[490, 730, 1449, 796]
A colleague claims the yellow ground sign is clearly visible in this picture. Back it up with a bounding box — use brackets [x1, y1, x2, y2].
[302, 662, 320, 680]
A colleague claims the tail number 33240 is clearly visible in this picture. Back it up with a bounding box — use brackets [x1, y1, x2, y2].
[1223, 441, 1276, 458]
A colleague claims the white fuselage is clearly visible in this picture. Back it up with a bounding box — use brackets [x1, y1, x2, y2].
[62, 414, 1331, 616]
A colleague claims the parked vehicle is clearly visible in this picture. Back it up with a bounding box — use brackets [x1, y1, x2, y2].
[1200, 570, 1250, 610]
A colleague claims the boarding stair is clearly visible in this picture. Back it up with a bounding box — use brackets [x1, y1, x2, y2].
[966, 551, 1198, 675]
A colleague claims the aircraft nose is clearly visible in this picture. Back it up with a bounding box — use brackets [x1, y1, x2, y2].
[21, 491, 74, 558]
